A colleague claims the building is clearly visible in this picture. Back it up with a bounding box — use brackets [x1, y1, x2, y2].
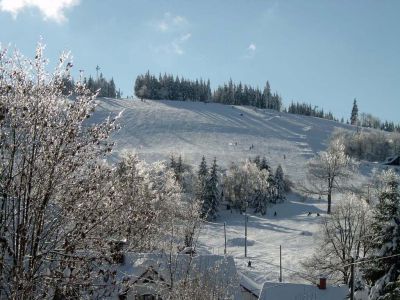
[115, 253, 241, 300]
[384, 155, 400, 166]
[239, 272, 260, 300]
[258, 279, 348, 300]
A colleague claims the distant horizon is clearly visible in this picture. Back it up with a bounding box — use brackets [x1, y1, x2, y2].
[1, 0, 399, 123]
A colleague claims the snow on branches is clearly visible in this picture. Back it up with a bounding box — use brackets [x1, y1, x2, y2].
[0, 43, 202, 299]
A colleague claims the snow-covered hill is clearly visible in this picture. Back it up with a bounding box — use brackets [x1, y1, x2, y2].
[94, 98, 375, 291]
[96, 98, 355, 182]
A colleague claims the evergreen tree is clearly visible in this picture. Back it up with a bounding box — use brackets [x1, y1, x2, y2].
[175, 155, 184, 183]
[197, 156, 209, 218]
[259, 157, 271, 172]
[204, 158, 220, 220]
[252, 155, 261, 168]
[364, 170, 400, 299]
[288, 101, 334, 121]
[351, 98, 359, 126]
[267, 173, 277, 204]
[275, 165, 286, 203]
[170, 154, 176, 171]
[263, 81, 272, 109]
[83, 73, 119, 98]
[198, 156, 208, 179]
[61, 76, 74, 96]
[109, 78, 116, 98]
[87, 76, 95, 93]
[134, 72, 211, 102]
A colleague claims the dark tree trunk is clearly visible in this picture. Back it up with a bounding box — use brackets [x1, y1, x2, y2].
[327, 192, 332, 214]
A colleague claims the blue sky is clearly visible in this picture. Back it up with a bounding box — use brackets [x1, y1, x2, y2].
[1, 0, 399, 122]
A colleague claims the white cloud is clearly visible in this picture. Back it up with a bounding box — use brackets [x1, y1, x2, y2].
[155, 12, 188, 32]
[158, 21, 169, 32]
[153, 32, 191, 55]
[244, 43, 257, 58]
[171, 33, 191, 55]
[171, 43, 184, 55]
[172, 15, 185, 25]
[264, 2, 279, 19]
[180, 33, 191, 42]
[0, 0, 79, 23]
[151, 13, 191, 56]
[248, 43, 256, 52]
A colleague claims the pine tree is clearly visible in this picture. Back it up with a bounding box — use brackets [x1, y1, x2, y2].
[170, 154, 176, 171]
[109, 78, 116, 98]
[351, 98, 359, 126]
[197, 156, 209, 218]
[364, 170, 400, 299]
[259, 157, 271, 172]
[263, 81, 272, 109]
[267, 173, 277, 204]
[275, 164, 286, 203]
[175, 155, 184, 183]
[252, 156, 261, 168]
[198, 156, 208, 178]
[87, 75, 95, 93]
[204, 158, 220, 220]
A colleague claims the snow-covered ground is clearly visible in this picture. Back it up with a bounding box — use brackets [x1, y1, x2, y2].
[197, 194, 326, 285]
[97, 98, 354, 176]
[94, 98, 383, 290]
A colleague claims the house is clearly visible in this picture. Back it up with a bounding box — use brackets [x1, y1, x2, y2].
[258, 279, 348, 300]
[115, 253, 241, 300]
[239, 272, 261, 300]
[384, 155, 400, 166]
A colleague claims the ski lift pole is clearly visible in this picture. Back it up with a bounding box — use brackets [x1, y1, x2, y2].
[224, 222, 227, 255]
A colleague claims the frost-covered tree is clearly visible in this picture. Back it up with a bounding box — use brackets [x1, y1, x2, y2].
[302, 194, 372, 284]
[224, 161, 253, 211]
[0, 43, 122, 298]
[364, 170, 400, 300]
[304, 138, 356, 214]
[113, 153, 187, 251]
[224, 160, 274, 215]
[253, 166, 271, 215]
[331, 129, 397, 162]
[0, 43, 200, 299]
[164, 259, 239, 300]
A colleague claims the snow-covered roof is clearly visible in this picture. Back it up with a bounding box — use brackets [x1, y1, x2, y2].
[239, 272, 262, 297]
[115, 253, 241, 298]
[384, 155, 400, 164]
[258, 281, 348, 300]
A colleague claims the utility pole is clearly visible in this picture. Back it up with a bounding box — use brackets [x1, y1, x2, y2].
[279, 245, 282, 282]
[350, 257, 355, 300]
[245, 213, 248, 258]
[224, 222, 227, 255]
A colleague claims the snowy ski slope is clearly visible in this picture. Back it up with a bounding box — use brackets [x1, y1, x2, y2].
[94, 98, 374, 291]
[96, 98, 355, 181]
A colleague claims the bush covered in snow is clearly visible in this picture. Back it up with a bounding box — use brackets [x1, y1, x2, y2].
[332, 129, 400, 162]
[222, 158, 287, 215]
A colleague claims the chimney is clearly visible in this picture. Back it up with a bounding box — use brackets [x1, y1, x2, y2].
[318, 277, 327, 290]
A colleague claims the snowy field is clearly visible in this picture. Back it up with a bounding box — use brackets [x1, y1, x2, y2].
[197, 194, 326, 286]
[97, 98, 353, 174]
[94, 98, 383, 287]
